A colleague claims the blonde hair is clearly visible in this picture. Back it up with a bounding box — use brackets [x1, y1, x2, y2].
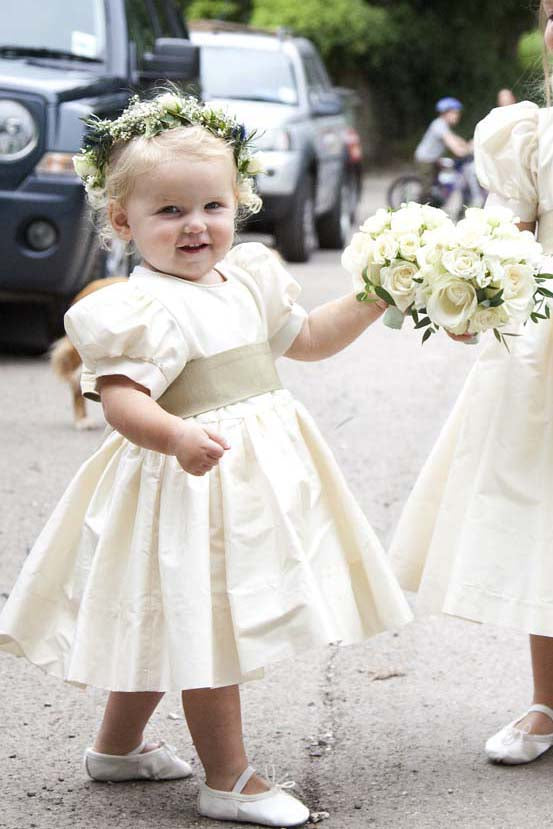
[97, 124, 262, 248]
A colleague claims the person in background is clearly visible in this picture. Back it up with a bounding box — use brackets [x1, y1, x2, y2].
[414, 97, 480, 206]
[497, 88, 517, 106]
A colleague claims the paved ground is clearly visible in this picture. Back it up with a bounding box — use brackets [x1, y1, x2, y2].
[0, 174, 547, 829]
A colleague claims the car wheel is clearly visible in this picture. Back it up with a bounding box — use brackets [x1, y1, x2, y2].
[274, 175, 317, 263]
[317, 168, 357, 249]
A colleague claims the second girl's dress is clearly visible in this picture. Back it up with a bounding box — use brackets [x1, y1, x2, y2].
[0, 242, 412, 691]
[391, 101, 553, 636]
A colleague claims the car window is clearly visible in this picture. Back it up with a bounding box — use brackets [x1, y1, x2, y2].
[200, 46, 298, 105]
[302, 52, 332, 93]
[125, 0, 186, 62]
[0, 0, 106, 60]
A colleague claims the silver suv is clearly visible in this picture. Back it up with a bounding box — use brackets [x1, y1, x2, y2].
[190, 23, 360, 262]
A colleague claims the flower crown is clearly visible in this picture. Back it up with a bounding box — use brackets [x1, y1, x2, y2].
[73, 92, 264, 207]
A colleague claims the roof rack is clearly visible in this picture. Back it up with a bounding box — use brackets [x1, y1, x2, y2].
[188, 19, 287, 37]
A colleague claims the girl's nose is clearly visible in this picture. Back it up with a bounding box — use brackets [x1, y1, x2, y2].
[183, 213, 207, 233]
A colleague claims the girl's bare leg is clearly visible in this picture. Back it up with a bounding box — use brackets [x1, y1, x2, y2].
[181, 684, 270, 794]
[513, 635, 553, 734]
[93, 691, 164, 754]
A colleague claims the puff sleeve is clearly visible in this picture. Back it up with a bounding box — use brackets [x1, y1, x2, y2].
[225, 242, 307, 357]
[474, 101, 539, 222]
[64, 282, 189, 401]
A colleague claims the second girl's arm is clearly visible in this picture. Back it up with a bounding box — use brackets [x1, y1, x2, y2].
[285, 293, 387, 361]
[98, 375, 229, 475]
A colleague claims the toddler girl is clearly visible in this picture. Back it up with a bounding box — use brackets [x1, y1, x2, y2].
[390, 0, 553, 768]
[0, 91, 411, 826]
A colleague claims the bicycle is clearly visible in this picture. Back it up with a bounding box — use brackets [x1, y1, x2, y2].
[387, 157, 484, 219]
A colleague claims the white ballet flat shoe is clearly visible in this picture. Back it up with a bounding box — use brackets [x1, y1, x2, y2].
[197, 765, 310, 827]
[84, 739, 193, 781]
[486, 704, 553, 765]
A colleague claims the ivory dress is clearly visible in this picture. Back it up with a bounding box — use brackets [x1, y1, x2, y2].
[0, 242, 412, 691]
[390, 101, 553, 636]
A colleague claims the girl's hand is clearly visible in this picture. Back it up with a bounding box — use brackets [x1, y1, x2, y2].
[169, 421, 230, 476]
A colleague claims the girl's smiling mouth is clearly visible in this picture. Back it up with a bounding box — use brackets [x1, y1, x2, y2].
[177, 243, 209, 253]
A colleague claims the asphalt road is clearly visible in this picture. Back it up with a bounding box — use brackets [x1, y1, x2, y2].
[0, 174, 547, 829]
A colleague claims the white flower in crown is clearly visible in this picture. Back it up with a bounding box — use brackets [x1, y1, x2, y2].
[245, 154, 265, 176]
[73, 152, 98, 180]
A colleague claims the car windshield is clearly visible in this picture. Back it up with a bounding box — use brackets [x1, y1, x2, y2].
[0, 0, 106, 61]
[200, 46, 298, 105]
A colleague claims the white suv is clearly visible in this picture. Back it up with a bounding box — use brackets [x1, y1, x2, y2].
[190, 22, 360, 262]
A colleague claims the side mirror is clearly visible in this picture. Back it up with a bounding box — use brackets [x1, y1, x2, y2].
[140, 38, 200, 84]
[310, 90, 343, 117]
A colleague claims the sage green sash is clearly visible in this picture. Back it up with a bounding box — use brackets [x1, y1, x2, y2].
[157, 341, 282, 418]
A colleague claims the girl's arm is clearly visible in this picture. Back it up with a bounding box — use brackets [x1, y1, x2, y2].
[98, 375, 229, 476]
[284, 294, 387, 361]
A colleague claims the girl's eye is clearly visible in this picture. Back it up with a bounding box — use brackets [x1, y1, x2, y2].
[160, 206, 180, 215]
[205, 201, 222, 210]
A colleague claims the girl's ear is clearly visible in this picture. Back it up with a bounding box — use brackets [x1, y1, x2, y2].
[108, 200, 132, 241]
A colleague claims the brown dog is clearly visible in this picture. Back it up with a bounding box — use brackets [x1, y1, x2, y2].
[50, 277, 128, 429]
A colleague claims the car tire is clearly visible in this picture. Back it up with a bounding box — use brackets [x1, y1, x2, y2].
[317, 167, 357, 249]
[274, 174, 317, 263]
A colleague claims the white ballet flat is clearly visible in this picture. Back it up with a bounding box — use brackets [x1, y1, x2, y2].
[197, 765, 310, 827]
[84, 739, 193, 781]
[486, 704, 553, 765]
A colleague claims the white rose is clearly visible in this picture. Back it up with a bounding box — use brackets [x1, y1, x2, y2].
[491, 221, 520, 240]
[390, 205, 424, 234]
[245, 154, 265, 176]
[426, 276, 478, 334]
[73, 153, 97, 180]
[442, 248, 485, 282]
[502, 262, 536, 322]
[463, 207, 490, 226]
[484, 235, 543, 264]
[155, 92, 183, 111]
[468, 305, 509, 334]
[360, 208, 390, 235]
[421, 222, 455, 248]
[398, 233, 420, 261]
[481, 255, 505, 287]
[454, 218, 490, 250]
[416, 243, 444, 270]
[380, 259, 419, 312]
[372, 232, 400, 264]
[482, 205, 518, 226]
[421, 204, 451, 229]
[342, 232, 374, 288]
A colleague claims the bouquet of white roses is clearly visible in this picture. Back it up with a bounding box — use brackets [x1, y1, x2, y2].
[342, 202, 553, 347]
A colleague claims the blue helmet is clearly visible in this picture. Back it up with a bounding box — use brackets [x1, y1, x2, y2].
[436, 97, 463, 113]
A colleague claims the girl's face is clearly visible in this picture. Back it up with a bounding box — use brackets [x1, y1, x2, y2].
[110, 155, 237, 283]
[545, 2, 553, 52]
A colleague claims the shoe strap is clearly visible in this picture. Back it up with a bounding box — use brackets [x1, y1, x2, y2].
[232, 765, 256, 793]
[528, 704, 553, 722]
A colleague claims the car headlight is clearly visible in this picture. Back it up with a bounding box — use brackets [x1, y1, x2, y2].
[35, 152, 78, 176]
[0, 100, 38, 162]
[253, 128, 291, 152]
